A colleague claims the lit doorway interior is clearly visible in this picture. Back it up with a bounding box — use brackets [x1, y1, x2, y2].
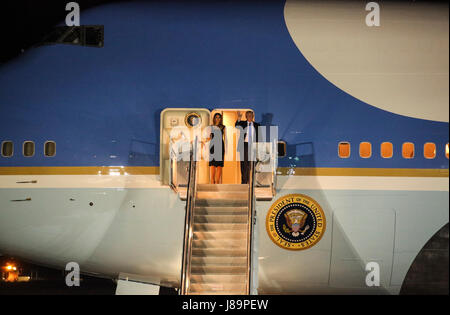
[208, 109, 254, 185]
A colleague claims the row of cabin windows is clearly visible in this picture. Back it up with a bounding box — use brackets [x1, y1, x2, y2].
[1, 141, 56, 157]
[338, 142, 450, 159]
[3, 139, 448, 160]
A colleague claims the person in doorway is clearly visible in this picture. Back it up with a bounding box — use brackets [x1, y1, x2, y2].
[204, 113, 226, 184]
[235, 111, 260, 184]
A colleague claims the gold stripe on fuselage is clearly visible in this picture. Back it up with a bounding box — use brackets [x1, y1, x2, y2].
[0, 166, 448, 177]
[0, 166, 159, 175]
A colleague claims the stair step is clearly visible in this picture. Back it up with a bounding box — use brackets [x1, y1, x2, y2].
[194, 215, 248, 224]
[190, 274, 247, 284]
[180, 185, 275, 202]
[192, 248, 247, 257]
[193, 231, 247, 240]
[196, 191, 248, 201]
[255, 187, 274, 201]
[192, 239, 247, 249]
[194, 207, 248, 215]
[191, 256, 247, 266]
[188, 283, 247, 293]
[197, 184, 247, 192]
[195, 199, 248, 207]
[193, 223, 247, 232]
[190, 265, 247, 275]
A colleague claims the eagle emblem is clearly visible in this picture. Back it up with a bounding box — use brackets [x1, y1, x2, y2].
[267, 194, 326, 250]
[283, 209, 310, 237]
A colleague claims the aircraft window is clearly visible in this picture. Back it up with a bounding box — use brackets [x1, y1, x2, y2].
[446, 143, 449, 159]
[1, 141, 13, 157]
[85, 26, 104, 47]
[338, 142, 351, 158]
[185, 112, 202, 128]
[277, 141, 286, 157]
[23, 141, 35, 157]
[44, 141, 56, 157]
[402, 142, 415, 159]
[359, 142, 372, 158]
[380, 142, 393, 158]
[423, 143, 436, 159]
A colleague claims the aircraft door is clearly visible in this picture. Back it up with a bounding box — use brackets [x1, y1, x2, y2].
[160, 108, 211, 190]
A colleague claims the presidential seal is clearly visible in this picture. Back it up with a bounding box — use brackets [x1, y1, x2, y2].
[266, 194, 326, 250]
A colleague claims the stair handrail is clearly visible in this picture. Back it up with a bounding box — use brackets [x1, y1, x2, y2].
[246, 154, 257, 295]
[180, 137, 199, 295]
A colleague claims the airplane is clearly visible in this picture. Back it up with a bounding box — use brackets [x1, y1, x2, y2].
[0, 0, 448, 295]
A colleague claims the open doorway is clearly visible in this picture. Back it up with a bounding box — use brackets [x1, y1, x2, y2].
[208, 109, 253, 185]
[160, 107, 276, 200]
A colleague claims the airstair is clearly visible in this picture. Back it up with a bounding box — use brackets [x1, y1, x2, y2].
[180, 143, 256, 295]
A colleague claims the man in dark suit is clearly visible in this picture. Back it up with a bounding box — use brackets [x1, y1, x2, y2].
[235, 111, 260, 184]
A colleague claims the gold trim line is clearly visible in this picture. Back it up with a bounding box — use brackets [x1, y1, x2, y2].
[0, 166, 160, 175]
[0, 166, 447, 177]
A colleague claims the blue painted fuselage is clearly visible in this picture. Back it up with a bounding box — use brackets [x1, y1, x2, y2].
[0, 0, 448, 170]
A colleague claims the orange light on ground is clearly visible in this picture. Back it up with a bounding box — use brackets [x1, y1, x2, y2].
[2, 264, 19, 282]
[4, 265, 17, 271]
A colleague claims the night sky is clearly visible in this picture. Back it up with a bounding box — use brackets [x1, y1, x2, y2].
[0, 0, 448, 65]
[0, 0, 122, 65]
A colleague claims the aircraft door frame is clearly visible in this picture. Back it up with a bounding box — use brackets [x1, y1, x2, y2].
[160, 108, 211, 189]
[211, 108, 254, 185]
